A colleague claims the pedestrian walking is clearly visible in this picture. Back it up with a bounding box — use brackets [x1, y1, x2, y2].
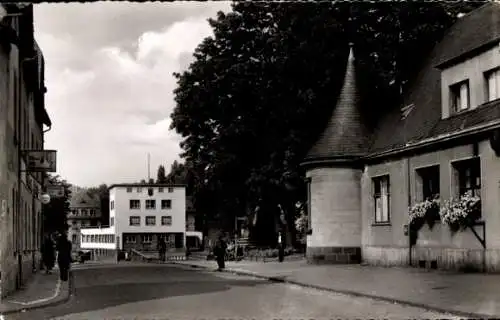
[214, 235, 227, 271]
[56, 234, 72, 281]
[41, 234, 55, 274]
[158, 237, 167, 262]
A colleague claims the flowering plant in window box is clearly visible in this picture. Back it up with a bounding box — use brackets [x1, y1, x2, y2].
[408, 197, 440, 231]
[439, 194, 481, 234]
[407, 197, 440, 246]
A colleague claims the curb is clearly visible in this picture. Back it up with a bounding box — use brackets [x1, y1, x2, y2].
[0, 271, 73, 316]
[170, 262, 496, 319]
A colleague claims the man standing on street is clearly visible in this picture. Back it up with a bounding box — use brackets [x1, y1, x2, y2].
[41, 234, 55, 274]
[158, 237, 167, 262]
[214, 235, 227, 271]
[56, 233, 72, 281]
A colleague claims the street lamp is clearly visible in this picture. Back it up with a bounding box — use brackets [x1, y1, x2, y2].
[39, 193, 50, 205]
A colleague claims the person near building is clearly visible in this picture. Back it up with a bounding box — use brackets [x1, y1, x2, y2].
[56, 234, 72, 281]
[214, 235, 227, 271]
[41, 234, 55, 274]
[158, 237, 167, 262]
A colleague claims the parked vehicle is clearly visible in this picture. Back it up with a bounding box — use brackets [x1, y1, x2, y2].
[77, 250, 91, 263]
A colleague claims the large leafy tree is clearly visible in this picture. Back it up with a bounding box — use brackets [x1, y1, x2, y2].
[42, 174, 72, 235]
[87, 183, 109, 226]
[170, 2, 483, 246]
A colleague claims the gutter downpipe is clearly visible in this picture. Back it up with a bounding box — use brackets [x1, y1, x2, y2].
[407, 149, 412, 267]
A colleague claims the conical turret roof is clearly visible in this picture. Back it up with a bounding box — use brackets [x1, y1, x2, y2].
[302, 44, 368, 167]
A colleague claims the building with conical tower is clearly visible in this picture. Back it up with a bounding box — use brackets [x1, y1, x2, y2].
[301, 44, 368, 264]
[301, 3, 500, 271]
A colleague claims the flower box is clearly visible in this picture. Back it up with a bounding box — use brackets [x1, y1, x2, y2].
[439, 194, 481, 235]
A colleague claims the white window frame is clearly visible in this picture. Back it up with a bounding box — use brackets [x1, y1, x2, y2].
[450, 80, 470, 113]
[145, 215, 156, 226]
[126, 187, 132, 193]
[137, 187, 142, 193]
[485, 68, 500, 102]
[145, 199, 156, 210]
[158, 187, 164, 193]
[129, 216, 140, 226]
[161, 199, 172, 210]
[168, 187, 174, 193]
[142, 234, 153, 243]
[125, 235, 136, 244]
[373, 175, 390, 224]
[161, 216, 172, 226]
[129, 199, 140, 209]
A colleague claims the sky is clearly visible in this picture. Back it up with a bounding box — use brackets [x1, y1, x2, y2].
[33, 2, 232, 188]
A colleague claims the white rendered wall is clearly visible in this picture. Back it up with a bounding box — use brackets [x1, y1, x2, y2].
[306, 167, 362, 248]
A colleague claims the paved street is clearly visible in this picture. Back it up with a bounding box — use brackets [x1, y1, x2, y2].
[4, 263, 458, 320]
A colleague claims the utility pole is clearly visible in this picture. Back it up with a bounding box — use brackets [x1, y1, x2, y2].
[147, 153, 151, 181]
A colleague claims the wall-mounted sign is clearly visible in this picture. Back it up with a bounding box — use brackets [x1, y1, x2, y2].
[22, 150, 57, 172]
[47, 185, 65, 198]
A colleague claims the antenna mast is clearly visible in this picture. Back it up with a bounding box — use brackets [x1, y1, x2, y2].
[147, 153, 151, 181]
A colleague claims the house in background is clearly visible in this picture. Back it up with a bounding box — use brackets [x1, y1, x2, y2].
[80, 183, 187, 260]
[68, 189, 101, 253]
[302, 3, 500, 271]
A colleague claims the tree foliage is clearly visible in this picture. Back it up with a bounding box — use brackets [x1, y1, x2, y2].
[170, 2, 483, 245]
[156, 165, 167, 183]
[42, 174, 72, 235]
[87, 183, 109, 226]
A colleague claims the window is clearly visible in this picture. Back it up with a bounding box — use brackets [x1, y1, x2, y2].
[161, 216, 172, 226]
[145, 199, 156, 210]
[453, 158, 481, 198]
[416, 165, 440, 201]
[168, 187, 174, 193]
[125, 235, 136, 243]
[72, 234, 77, 243]
[110, 201, 114, 210]
[126, 187, 132, 193]
[158, 187, 164, 193]
[129, 200, 140, 209]
[90, 209, 95, 216]
[373, 175, 390, 224]
[145, 216, 156, 226]
[137, 187, 142, 193]
[485, 68, 500, 102]
[81, 209, 87, 215]
[450, 80, 470, 112]
[161, 199, 172, 209]
[142, 234, 153, 243]
[110, 217, 114, 226]
[129, 216, 140, 226]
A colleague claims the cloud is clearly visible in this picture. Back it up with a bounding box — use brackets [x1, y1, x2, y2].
[34, 2, 231, 187]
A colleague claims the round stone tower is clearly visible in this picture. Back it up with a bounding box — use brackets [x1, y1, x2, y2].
[300, 44, 368, 264]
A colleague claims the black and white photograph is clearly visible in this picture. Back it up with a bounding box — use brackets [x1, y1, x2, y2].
[0, 1, 499, 319]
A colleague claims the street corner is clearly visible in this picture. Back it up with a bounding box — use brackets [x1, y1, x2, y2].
[0, 272, 72, 316]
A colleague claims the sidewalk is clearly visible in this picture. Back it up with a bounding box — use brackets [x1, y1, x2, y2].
[171, 258, 500, 318]
[0, 270, 71, 315]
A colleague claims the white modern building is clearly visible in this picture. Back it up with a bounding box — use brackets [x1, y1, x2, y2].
[80, 183, 187, 259]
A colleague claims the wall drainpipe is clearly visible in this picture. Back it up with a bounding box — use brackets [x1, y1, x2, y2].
[407, 156, 412, 267]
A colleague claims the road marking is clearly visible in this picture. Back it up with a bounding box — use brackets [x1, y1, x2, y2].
[7, 279, 61, 306]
